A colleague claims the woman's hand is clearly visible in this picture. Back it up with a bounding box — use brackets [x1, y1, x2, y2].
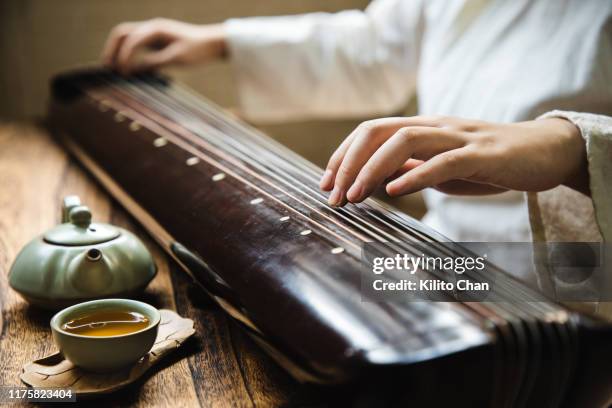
[319, 116, 588, 206]
[102, 18, 227, 75]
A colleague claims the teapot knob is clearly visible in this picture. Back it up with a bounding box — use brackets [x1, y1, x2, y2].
[69, 206, 92, 228]
[62, 195, 81, 223]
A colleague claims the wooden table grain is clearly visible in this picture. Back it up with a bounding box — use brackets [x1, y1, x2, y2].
[0, 123, 334, 407]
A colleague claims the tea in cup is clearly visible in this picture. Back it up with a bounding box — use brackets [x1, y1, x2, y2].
[50, 299, 160, 372]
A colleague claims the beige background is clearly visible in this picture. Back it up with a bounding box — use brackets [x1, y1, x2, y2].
[0, 0, 424, 217]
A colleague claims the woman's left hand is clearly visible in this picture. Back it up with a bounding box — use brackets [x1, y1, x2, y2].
[319, 116, 587, 206]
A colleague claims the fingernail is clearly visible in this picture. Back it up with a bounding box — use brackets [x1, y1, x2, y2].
[328, 187, 344, 207]
[347, 181, 364, 203]
[319, 169, 333, 190]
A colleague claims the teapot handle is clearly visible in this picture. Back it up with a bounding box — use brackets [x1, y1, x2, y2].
[62, 196, 82, 223]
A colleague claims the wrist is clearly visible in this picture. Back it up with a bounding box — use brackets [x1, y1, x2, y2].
[210, 23, 229, 59]
[196, 23, 228, 60]
[550, 118, 590, 195]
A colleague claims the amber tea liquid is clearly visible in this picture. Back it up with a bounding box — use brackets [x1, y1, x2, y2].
[62, 310, 150, 336]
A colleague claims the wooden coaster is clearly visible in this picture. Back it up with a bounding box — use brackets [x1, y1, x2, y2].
[20, 309, 195, 396]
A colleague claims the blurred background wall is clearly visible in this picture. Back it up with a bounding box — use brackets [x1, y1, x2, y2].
[0, 0, 424, 217]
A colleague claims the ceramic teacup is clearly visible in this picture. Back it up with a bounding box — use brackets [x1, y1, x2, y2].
[50, 298, 160, 372]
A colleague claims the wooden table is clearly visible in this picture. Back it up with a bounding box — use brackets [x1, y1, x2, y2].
[0, 123, 336, 407]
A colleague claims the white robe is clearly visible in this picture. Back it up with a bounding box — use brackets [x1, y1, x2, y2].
[224, 0, 612, 244]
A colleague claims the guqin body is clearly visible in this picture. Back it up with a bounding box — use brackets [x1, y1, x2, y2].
[47, 69, 612, 407]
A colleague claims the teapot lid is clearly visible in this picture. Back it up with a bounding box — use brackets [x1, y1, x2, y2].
[44, 205, 120, 246]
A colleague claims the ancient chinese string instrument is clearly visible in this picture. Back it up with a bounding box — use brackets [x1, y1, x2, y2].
[47, 69, 612, 407]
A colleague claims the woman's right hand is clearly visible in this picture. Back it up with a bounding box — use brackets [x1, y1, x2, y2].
[102, 18, 227, 75]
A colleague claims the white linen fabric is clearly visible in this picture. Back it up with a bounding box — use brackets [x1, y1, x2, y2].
[224, 0, 612, 242]
[534, 111, 612, 243]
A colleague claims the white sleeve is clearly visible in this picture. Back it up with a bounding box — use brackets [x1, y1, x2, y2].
[538, 110, 612, 242]
[224, 0, 424, 122]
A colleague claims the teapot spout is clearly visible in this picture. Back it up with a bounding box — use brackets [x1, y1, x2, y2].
[86, 248, 103, 262]
[68, 248, 114, 294]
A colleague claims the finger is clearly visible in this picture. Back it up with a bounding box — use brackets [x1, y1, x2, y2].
[129, 42, 182, 72]
[386, 148, 476, 196]
[386, 159, 424, 181]
[347, 127, 466, 203]
[320, 132, 357, 191]
[320, 116, 443, 193]
[101, 23, 135, 67]
[386, 160, 506, 194]
[116, 26, 172, 74]
[328, 120, 405, 206]
[434, 180, 508, 195]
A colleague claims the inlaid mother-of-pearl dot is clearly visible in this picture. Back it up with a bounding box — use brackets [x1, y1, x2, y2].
[186, 157, 200, 166]
[212, 173, 226, 182]
[300, 229, 312, 236]
[279, 216, 290, 222]
[331, 247, 345, 254]
[129, 121, 141, 131]
[250, 198, 264, 205]
[114, 112, 126, 122]
[153, 137, 168, 147]
[99, 100, 110, 112]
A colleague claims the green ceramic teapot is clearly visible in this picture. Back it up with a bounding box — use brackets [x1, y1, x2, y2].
[9, 196, 157, 309]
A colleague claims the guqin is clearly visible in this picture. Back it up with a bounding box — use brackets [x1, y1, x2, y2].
[47, 69, 612, 407]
